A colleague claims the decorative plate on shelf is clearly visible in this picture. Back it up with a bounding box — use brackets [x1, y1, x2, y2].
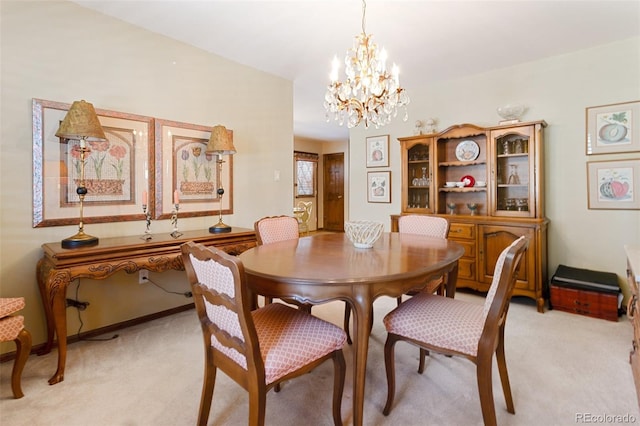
[455, 140, 480, 162]
[461, 175, 475, 187]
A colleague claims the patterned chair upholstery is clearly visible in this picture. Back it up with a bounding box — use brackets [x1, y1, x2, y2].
[181, 242, 346, 426]
[0, 297, 32, 398]
[254, 215, 300, 245]
[398, 214, 449, 238]
[381, 236, 529, 426]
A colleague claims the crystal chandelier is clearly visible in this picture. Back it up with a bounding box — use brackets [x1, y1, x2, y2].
[324, 0, 409, 129]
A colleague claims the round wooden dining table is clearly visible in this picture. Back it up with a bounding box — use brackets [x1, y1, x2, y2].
[239, 232, 464, 426]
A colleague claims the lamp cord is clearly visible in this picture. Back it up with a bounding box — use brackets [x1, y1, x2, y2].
[73, 281, 119, 342]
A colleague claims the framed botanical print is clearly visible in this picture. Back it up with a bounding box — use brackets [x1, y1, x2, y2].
[587, 159, 640, 209]
[154, 119, 233, 219]
[32, 98, 154, 227]
[586, 100, 640, 155]
[366, 135, 389, 167]
[367, 171, 391, 203]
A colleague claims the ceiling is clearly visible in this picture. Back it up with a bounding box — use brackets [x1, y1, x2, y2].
[73, 1, 640, 142]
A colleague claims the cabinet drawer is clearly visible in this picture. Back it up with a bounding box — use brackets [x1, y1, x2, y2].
[449, 223, 475, 240]
[457, 258, 475, 280]
[455, 240, 476, 259]
[550, 285, 618, 321]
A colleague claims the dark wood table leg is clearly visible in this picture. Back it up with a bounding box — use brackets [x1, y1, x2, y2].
[351, 289, 373, 426]
[444, 261, 459, 299]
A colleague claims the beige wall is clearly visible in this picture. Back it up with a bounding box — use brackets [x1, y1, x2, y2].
[348, 37, 640, 299]
[1, 1, 294, 353]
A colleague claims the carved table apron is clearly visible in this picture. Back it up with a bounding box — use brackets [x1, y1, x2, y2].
[36, 228, 256, 385]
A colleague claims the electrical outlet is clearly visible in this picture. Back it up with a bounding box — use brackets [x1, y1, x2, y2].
[138, 269, 149, 284]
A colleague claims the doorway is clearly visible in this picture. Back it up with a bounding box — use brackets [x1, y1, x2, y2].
[323, 152, 345, 232]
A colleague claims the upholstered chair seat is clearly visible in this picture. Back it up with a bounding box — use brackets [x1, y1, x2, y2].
[0, 297, 32, 398]
[384, 293, 485, 357]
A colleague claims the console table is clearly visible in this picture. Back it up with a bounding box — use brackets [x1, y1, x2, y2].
[36, 228, 256, 385]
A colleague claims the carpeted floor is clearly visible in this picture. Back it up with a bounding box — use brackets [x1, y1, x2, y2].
[1, 291, 639, 425]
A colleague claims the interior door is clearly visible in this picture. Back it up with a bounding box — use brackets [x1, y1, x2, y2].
[323, 153, 344, 232]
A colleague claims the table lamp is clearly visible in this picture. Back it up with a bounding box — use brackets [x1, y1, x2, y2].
[206, 125, 236, 233]
[55, 100, 106, 248]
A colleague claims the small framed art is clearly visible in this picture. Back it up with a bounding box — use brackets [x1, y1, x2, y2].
[586, 100, 640, 155]
[366, 135, 389, 167]
[587, 159, 640, 210]
[367, 171, 391, 203]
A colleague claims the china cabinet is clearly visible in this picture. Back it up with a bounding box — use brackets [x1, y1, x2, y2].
[392, 121, 548, 312]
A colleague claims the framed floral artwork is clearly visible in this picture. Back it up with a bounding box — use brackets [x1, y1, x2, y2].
[587, 159, 640, 209]
[586, 100, 640, 155]
[366, 135, 389, 167]
[367, 171, 391, 203]
[32, 98, 154, 227]
[154, 119, 233, 219]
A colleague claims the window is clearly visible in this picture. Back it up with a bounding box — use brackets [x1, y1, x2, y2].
[294, 151, 318, 198]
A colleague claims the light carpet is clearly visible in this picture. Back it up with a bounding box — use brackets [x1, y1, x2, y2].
[1, 292, 639, 425]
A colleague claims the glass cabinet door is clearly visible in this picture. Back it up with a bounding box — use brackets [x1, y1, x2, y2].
[491, 126, 535, 217]
[399, 136, 433, 213]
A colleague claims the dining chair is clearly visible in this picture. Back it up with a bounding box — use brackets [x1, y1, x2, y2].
[343, 214, 450, 346]
[254, 215, 310, 310]
[397, 214, 451, 370]
[255, 215, 353, 345]
[381, 236, 529, 426]
[181, 241, 347, 426]
[397, 214, 450, 299]
[0, 297, 32, 398]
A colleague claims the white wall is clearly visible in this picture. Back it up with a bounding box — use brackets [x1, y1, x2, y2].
[0, 1, 294, 352]
[348, 36, 640, 298]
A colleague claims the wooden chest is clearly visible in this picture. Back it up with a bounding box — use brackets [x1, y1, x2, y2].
[550, 285, 619, 322]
